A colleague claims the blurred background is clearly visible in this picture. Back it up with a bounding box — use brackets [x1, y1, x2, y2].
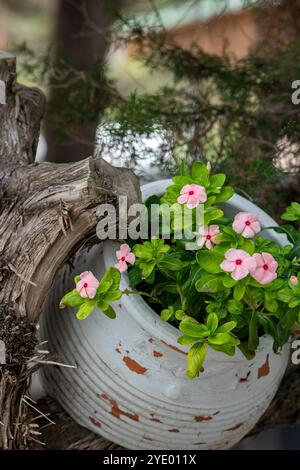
[1, 0, 300, 449]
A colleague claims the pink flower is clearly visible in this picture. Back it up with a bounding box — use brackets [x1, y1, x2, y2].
[232, 212, 261, 238]
[115, 243, 135, 273]
[194, 225, 220, 250]
[177, 184, 207, 209]
[220, 249, 257, 281]
[76, 271, 99, 299]
[290, 275, 298, 286]
[251, 253, 278, 285]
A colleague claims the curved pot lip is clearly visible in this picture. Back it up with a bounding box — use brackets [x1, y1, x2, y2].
[102, 178, 289, 363]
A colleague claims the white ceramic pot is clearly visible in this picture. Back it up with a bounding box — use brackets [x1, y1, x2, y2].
[40, 180, 290, 450]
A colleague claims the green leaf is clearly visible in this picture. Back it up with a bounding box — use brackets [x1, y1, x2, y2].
[196, 249, 224, 274]
[264, 292, 278, 313]
[98, 267, 120, 296]
[175, 309, 185, 320]
[191, 161, 209, 186]
[281, 202, 300, 222]
[155, 281, 178, 294]
[76, 301, 95, 320]
[227, 299, 243, 315]
[128, 265, 143, 287]
[208, 333, 232, 345]
[209, 342, 236, 356]
[240, 239, 255, 255]
[248, 311, 259, 351]
[223, 276, 236, 288]
[159, 256, 190, 272]
[60, 289, 85, 308]
[217, 321, 237, 334]
[280, 308, 298, 329]
[161, 306, 175, 322]
[186, 342, 207, 378]
[234, 282, 246, 301]
[195, 273, 224, 293]
[177, 335, 199, 345]
[102, 304, 117, 319]
[204, 207, 224, 225]
[206, 313, 218, 334]
[209, 173, 226, 189]
[179, 316, 210, 338]
[214, 186, 234, 203]
[271, 224, 300, 245]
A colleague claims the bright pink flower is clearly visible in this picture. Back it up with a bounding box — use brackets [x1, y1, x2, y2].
[177, 184, 207, 209]
[220, 249, 257, 281]
[194, 225, 220, 250]
[251, 252, 278, 285]
[76, 271, 99, 299]
[232, 212, 261, 238]
[115, 243, 135, 273]
[290, 275, 298, 286]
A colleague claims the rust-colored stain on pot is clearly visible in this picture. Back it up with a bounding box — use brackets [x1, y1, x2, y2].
[161, 340, 188, 356]
[153, 350, 163, 358]
[194, 415, 212, 422]
[123, 356, 148, 375]
[89, 416, 102, 427]
[115, 347, 121, 354]
[101, 393, 139, 422]
[257, 354, 270, 379]
[168, 428, 180, 432]
[213, 411, 220, 416]
[148, 338, 154, 343]
[143, 436, 153, 441]
[239, 371, 251, 383]
[150, 413, 162, 423]
[224, 423, 243, 432]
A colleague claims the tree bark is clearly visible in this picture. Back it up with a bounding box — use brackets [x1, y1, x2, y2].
[0, 51, 140, 449]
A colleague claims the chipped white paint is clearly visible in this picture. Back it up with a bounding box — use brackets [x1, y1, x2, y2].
[40, 180, 290, 450]
[0, 80, 5, 104]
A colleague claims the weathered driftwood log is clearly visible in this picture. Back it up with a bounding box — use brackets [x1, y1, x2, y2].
[0, 51, 140, 449]
[0, 51, 299, 450]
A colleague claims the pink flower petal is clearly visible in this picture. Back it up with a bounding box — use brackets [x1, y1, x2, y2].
[232, 219, 245, 234]
[209, 225, 220, 236]
[115, 260, 128, 273]
[125, 252, 135, 265]
[220, 260, 236, 272]
[251, 267, 265, 283]
[177, 193, 189, 205]
[242, 226, 256, 238]
[86, 287, 97, 299]
[232, 265, 249, 280]
[261, 270, 277, 284]
[186, 196, 200, 209]
[180, 184, 192, 195]
[243, 255, 257, 273]
[225, 248, 240, 261]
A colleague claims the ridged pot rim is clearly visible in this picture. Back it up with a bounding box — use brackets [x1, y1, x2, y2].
[103, 179, 289, 364]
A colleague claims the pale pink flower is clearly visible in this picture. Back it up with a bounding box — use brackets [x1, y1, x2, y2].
[220, 249, 257, 281]
[76, 271, 99, 299]
[232, 212, 261, 238]
[177, 184, 207, 209]
[251, 253, 278, 285]
[194, 225, 220, 250]
[290, 275, 298, 286]
[115, 243, 135, 273]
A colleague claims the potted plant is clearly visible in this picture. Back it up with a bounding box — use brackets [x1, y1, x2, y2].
[41, 161, 300, 449]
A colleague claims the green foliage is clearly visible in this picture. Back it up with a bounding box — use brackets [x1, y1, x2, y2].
[60, 267, 122, 320]
[61, 161, 300, 378]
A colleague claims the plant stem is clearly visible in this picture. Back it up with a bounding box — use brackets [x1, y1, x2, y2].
[123, 289, 163, 305]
